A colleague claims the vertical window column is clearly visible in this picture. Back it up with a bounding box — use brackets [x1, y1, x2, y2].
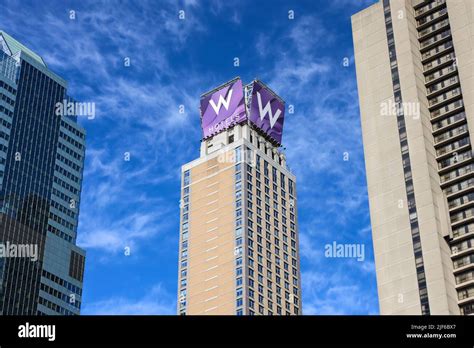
[178, 170, 190, 315]
[234, 147, 244, 315]
[383, 0, 431, 315]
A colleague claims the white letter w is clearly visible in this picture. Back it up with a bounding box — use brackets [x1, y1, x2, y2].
[210, 89, 233, 115]
[257, 91, 281, 128]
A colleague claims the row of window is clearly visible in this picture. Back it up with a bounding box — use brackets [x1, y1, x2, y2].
[57, 152, 81, 173]
[58, 140, 83, 162]
[52, 186, 74, 207]
[0, 79, 17, 96]
[60, 119, 85, 140]
[0, 129, 9, 141]
[49, 211, 75, 231]
[48, 224, 74, 243]
[0, 115, 11, 131]
[452, 223, 474, 240]
[59, 130, 84, 152]
[54, 176, 79, 195]
[248, 130, 283, 166]
[0, 91, 14, 107]
[40, 282, 81, 309]
[454, 254, 474, 269]
[452, 237, 474, 254]
[42, 270, 82, 296]
[55, 164, 80, 184]
[51, 199, 77, 220]
[38, 296, 76, 316]
[385, 0, 431, 315]
[0, 104, 14, 118]
[0, 105, 13, 118]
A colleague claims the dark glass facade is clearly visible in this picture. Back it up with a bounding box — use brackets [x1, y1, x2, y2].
[0, 31, 86, 315]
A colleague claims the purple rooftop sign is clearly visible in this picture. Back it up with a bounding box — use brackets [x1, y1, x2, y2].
[249, 80, 285, 144]
[200, 78, 247, 139]
[199, 78, 285, 145]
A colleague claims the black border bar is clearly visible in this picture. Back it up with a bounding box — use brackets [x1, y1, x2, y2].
[0, 315, 473, 346]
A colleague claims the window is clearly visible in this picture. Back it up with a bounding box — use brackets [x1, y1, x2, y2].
[183, 170, 190, 186]
[237, 288, 243, 297]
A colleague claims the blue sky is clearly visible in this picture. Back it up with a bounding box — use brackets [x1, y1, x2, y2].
[0, 0, 380, 314]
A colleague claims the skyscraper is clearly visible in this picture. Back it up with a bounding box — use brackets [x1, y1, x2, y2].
[0, 31, 86, 315]
[177, 77, 301, 315]
[352, 0, 473, 314]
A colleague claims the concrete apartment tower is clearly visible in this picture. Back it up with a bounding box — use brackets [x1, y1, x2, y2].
[352, 0, 473, 314]
[177, 78, 301, 315]
[0, 31, 86, 315]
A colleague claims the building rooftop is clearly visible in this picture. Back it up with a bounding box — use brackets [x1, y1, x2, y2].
[0, 30, 46, 67]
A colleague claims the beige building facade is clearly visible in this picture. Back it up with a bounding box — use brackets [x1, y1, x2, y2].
[177, 82, 301, 315]
[353, 0, 473, 314]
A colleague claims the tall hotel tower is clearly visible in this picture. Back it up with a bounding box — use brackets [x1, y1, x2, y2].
[0, 31, 86, 315]
[352, 0, 473, 314]
[177, 78, 301, 315]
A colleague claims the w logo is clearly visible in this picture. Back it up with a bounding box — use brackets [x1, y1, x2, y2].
[209, 89, 233, 114]
[257, 91, 281, 128]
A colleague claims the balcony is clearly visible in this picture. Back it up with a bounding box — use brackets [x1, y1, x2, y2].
[440, 163, 474, 187]
[432, 111, 466, 134]
[421, 41, 453, 63]
[460, 302, 474, 314]
[438, 150, 473, 173]
[424, 52, 455, 75]
[438, 150, 472, 175]
[451, 238, 474, 255]
[422, 40, 453, 62]
[446, 180, 474, 201]
[417, 7, 448, 29]
[431, 100, 464, 122]
[418, 18, 450, 40]
[427, 74, 459, 97]
[458, 288, 474, 305]
[453, 254, 474, 272]
[455, 270, 474, 286]
[415, 0, 446, 18]
[448, 193, 474, 214]
[425, 64, 457, 85]
[436, 138, 470, 159]
[434, 124, 468, 145]
[429, 87, 462, 109]
[420, 29, 451, 51]
[436, 136, 471, 160]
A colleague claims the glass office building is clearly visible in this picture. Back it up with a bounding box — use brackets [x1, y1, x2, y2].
[0, 31, 86, 315]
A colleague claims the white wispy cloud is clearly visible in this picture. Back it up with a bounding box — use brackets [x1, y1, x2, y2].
[251, 9, 376, 314]
[1, 0, 206, 257]
[302, 270, 378, 315]
[82, 283, 175, 315]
